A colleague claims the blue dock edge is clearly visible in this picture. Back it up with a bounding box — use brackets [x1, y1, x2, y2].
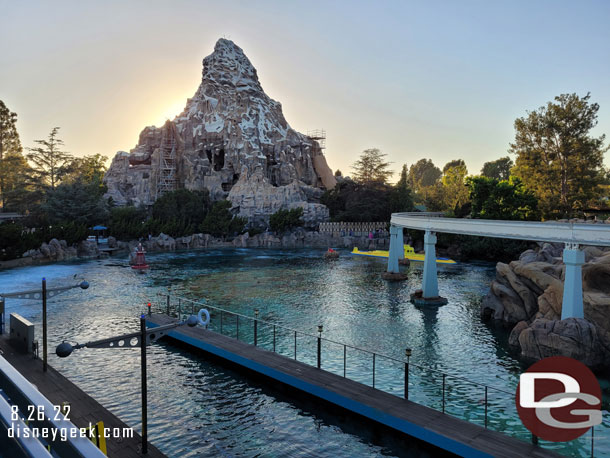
[147, 319, 494, 458]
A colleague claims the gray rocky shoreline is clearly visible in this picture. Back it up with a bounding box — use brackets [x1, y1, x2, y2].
[481, 242, 610, 372]
[0, 230, 389, 269]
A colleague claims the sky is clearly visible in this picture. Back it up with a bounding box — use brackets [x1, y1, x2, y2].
[1, 0, 609, 179]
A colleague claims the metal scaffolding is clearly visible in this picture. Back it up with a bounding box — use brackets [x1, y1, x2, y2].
[307, 129, 326, 150]
[156, 129, 177, 199]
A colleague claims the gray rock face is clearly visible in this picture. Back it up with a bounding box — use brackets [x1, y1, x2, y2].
[482, 244, 610, 370]
[104, 38, 336, 225]
[227, 166, 328, 227]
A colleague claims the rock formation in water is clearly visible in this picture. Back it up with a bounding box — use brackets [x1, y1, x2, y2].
[481, 243, 610, 370]
[104, 38, 336, 226]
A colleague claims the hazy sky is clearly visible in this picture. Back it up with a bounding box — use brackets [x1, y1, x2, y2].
[1, 0, 609, 178]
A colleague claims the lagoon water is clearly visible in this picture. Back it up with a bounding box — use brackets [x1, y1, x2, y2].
[0, 249, 607, 457]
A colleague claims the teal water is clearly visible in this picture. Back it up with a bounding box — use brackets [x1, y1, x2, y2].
[0, 248, 607, 457]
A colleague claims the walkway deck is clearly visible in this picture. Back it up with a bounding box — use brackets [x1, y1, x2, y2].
[147, 313, 560, 458]
[0, 337, 166, 458]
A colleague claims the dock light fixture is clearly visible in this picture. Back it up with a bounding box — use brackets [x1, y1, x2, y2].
[0, 276, 89, 372]
[405, 348, 412, 361]
[56, 311, 198, 455]
[318, 324, 323, 336]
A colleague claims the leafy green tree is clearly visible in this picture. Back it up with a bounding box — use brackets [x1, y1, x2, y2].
[442, 159, 466, 174]
[64, 154, 108, 189]
[27, 127, 73, 190]
[390, 164, 414, 212]
[351, 148, 393, 185]
[408, 159, 442, 190]
[467, 176, 539, 220]
[200, 200, 246, 237]
[108, 206, 148, 240]
[269, 207, 304, 232]
[152, 189, 210, 227]
[0, 101, 26, 210]
[510, 93, 608, 218]
[481, 156, 513, 181]
[441, 160, 469, 211]
[321, 180, 394, 222]
[41, 180, 109, 226]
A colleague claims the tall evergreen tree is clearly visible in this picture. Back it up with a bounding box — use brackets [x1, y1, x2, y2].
[390, 164, 414, 212]
[27, 127, 73, 190]
[510, 93, 608, 218]
[0, 100, 24, 210]
[351, 148, 393, 185]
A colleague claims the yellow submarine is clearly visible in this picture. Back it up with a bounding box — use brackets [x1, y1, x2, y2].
[351, 244, 456, 264]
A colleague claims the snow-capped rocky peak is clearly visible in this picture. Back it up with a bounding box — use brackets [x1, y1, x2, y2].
[104, 38, 336, 221]
[199, 38, 262, 93]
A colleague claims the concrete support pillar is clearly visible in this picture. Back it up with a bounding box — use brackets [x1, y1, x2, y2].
[422, 230, 439, 298]
[397, 227, 405, 261]
[387, 225, 400, 274]
[561, 244, 585, 320]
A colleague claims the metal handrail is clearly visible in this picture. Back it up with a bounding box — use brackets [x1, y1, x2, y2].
[159, 292, 514, 396]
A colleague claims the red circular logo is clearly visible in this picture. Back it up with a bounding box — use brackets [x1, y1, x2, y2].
[516, 356, 602, 442]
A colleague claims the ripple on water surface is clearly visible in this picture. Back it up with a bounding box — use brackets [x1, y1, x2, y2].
[0, 249, 607, 457]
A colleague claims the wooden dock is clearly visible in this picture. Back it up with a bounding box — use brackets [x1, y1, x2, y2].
[0, 337, 166, 458]
[148, 313, 560, 458]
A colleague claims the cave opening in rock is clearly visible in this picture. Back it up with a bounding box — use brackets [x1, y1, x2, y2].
[232, 173, 239, 184]
[214, 149, 225, 171]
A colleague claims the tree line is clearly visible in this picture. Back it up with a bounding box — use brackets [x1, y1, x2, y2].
[1, 92, 608, 260]
[324, 92, 608, 223]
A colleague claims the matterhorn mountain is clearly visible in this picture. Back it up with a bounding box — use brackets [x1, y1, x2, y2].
[104, 38, 336, 226]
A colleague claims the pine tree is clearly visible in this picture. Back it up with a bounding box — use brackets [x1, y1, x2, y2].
[351, 148, 393, 186]
[27, 127, 73, 190]
[0, 100, 24, 209]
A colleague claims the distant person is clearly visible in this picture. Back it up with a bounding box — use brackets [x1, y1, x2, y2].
[368, 231, 373, 240]
[148, 233, 152, 241]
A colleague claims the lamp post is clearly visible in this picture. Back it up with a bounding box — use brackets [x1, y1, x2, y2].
[56, 313, 198, 454]
[0, 277, 89, 372]
[405, 348, 412, 400]
[317, 325, 323, 369]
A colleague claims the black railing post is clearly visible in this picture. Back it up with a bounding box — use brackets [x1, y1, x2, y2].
[178, 299, 181, 319]
[591, 425, 594, 457]
[254, 309, 259, 346]
[166, 294, 170, 316]
[0, 298, 4, 335]
[273, 325, 276, 352]
[404, 348, 411, 400]
[372, 353, 376, 388]
[442, 374, 446, 413]
[42, 278, 47, 372]
[140, 315, 148, 455]
[294, 331, 297, 360]
[484, 386, 488, 429]
[317, 325, 323, 369]
[343, 345, 346, 378]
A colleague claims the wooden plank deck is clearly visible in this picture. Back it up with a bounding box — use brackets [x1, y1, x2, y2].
[0, 337, 166, 458]
[148, 313, 561, 458]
